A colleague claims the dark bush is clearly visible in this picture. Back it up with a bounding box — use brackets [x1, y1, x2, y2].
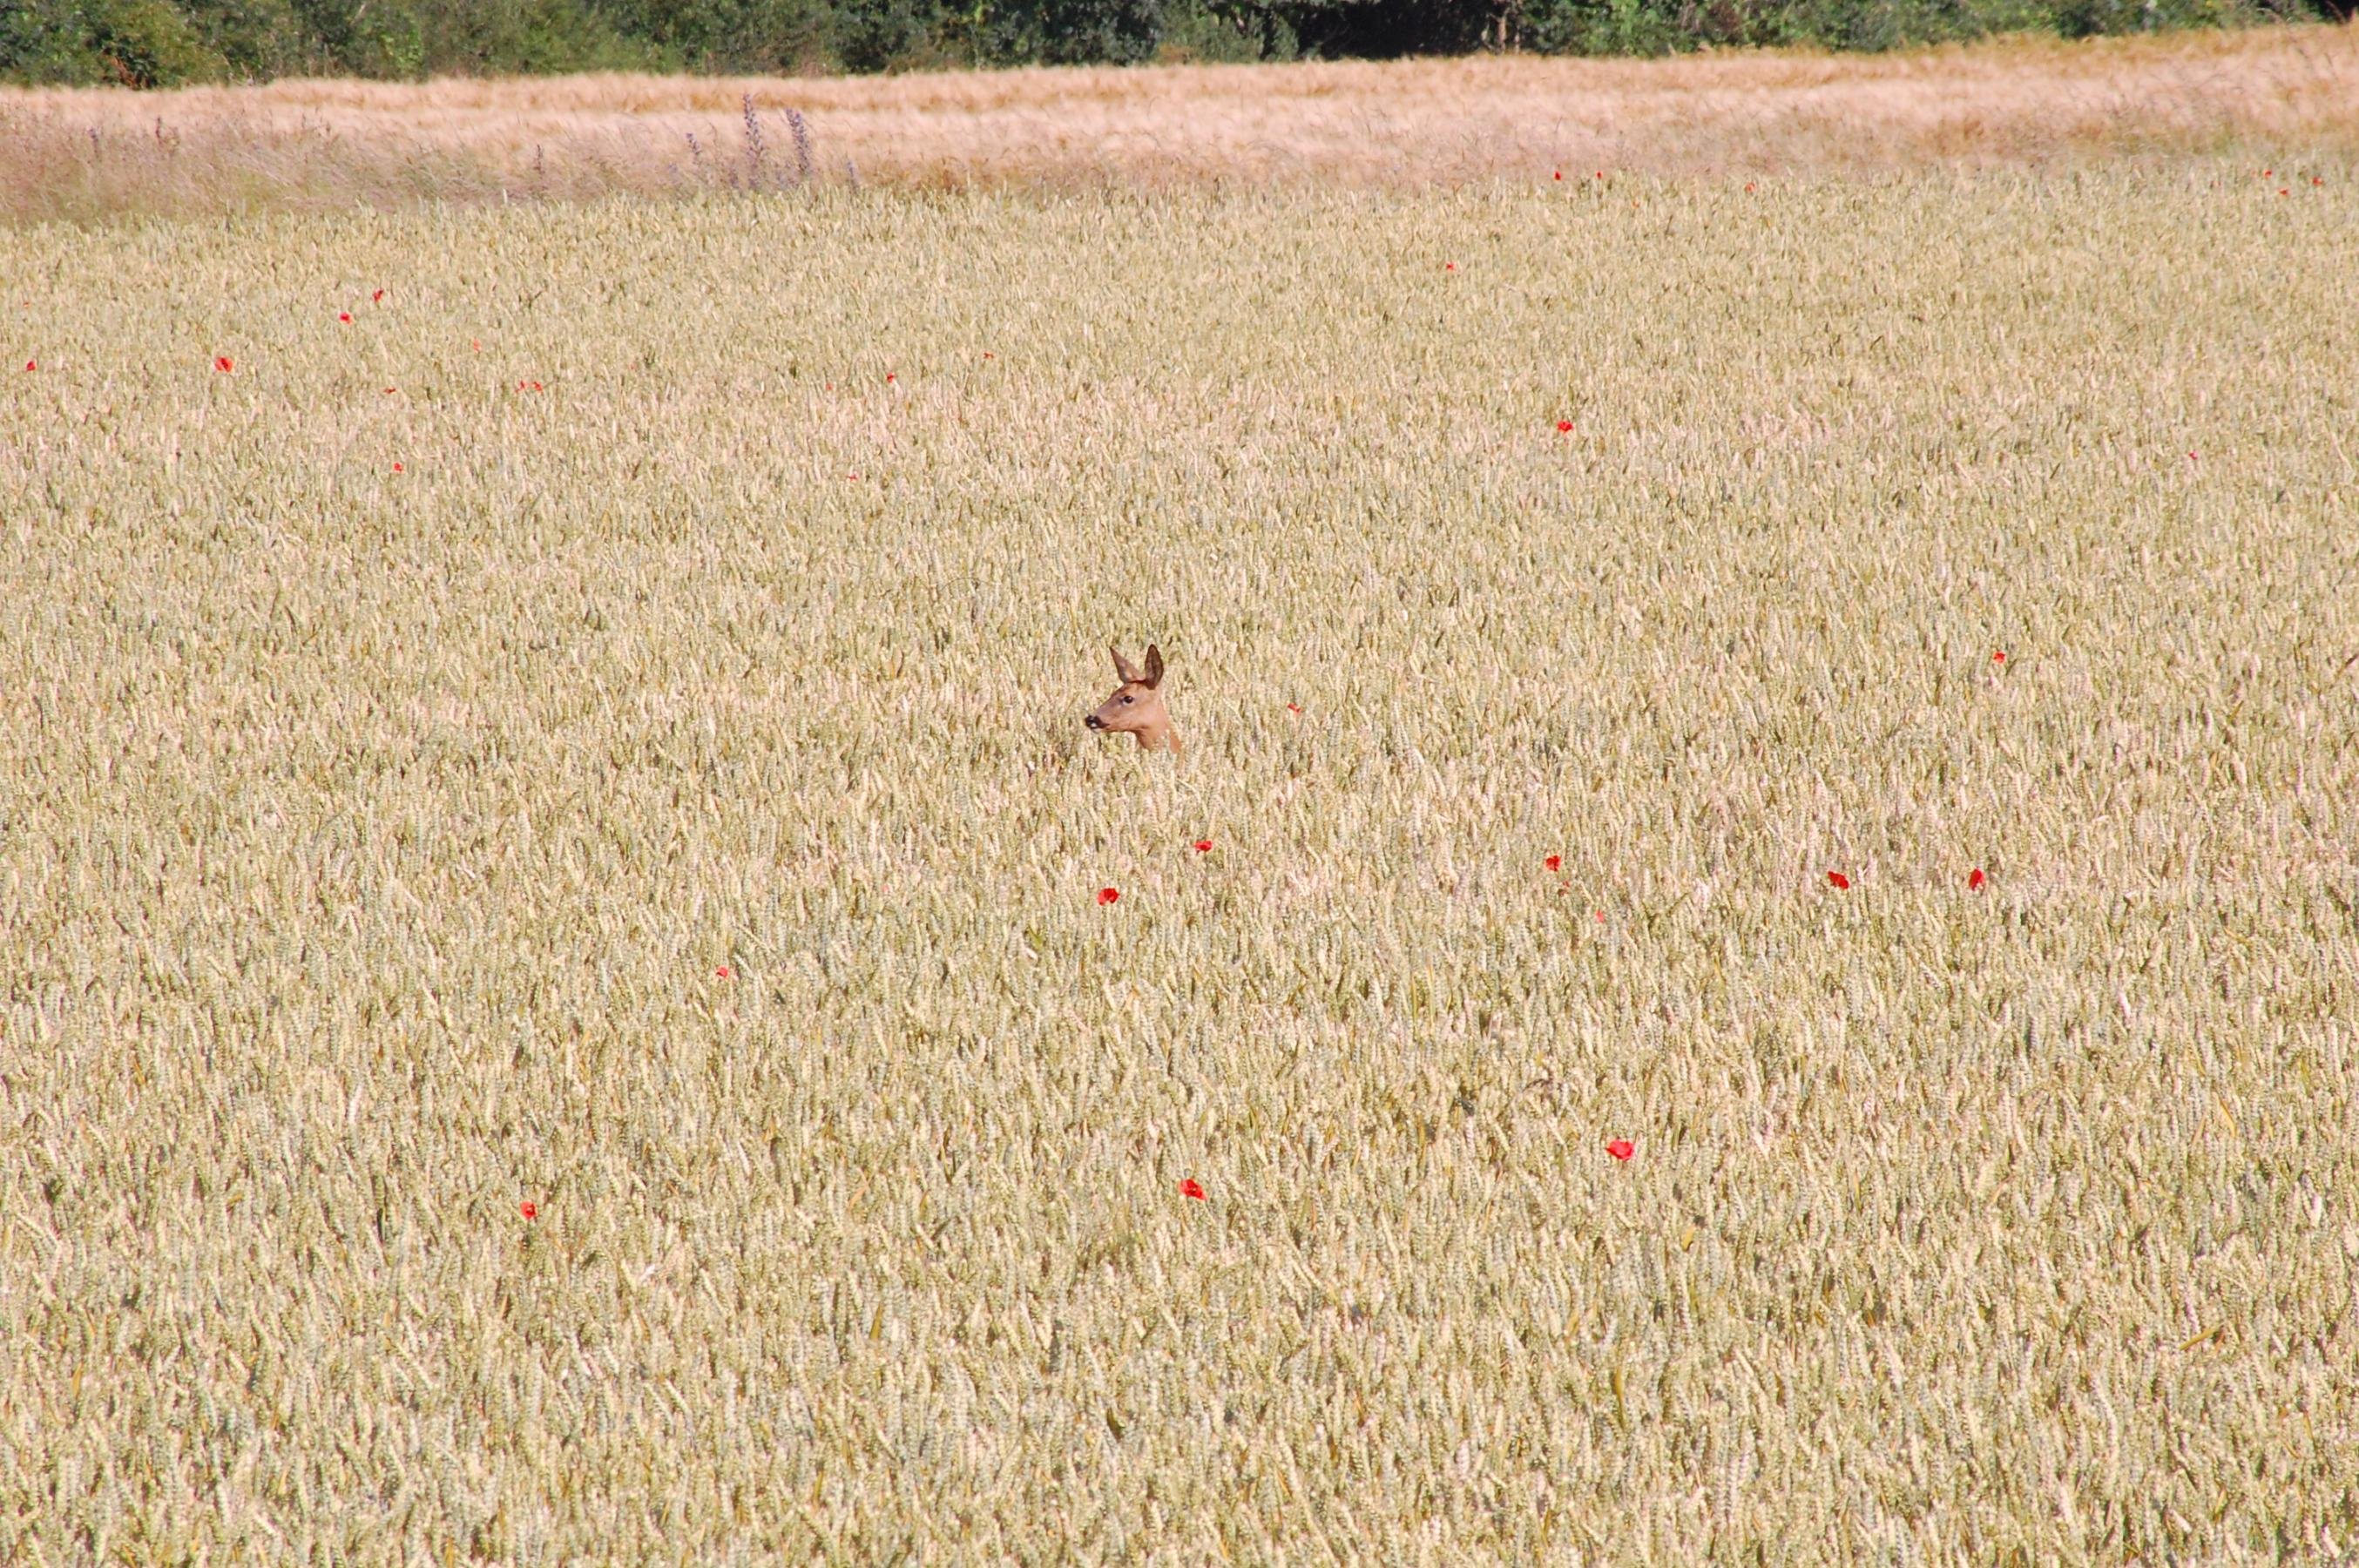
[3, 0, 226, 85]
[986, 0, 1168, 64]
[591, 0, 835, 72]
[0, 0, 2314, 84]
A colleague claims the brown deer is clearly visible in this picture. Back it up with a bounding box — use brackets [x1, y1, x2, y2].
[1085, 645, 1180, 756]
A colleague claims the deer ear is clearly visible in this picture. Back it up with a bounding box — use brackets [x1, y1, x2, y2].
[1142, 644, 1165, 688]
[1111, 645, 1144, 685]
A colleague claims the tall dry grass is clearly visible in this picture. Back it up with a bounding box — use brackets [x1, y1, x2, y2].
[3, 24, 2357, 220]
[3, 159, 2356, 1558]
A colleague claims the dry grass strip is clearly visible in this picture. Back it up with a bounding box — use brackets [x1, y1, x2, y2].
[3, 24, 2356, 220]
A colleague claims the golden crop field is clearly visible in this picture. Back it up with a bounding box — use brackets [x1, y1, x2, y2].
[4, 110, 2359, 1560]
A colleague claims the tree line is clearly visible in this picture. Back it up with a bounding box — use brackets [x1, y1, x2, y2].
[3, 0, 2330, 89]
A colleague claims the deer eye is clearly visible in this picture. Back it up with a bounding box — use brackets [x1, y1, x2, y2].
[1120, 694, 1135, 704]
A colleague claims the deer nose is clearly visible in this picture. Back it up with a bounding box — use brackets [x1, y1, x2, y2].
[1084, 714, 1105, 730]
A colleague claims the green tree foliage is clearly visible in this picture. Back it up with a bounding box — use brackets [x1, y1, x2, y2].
[588, 0, 835, 72]
[181, 0, 313, 77]
[4, 0, 225, 85]
[0, 0, 2322, 85]
[829, 0, 956, 70]
[986, 0, 1166, 63]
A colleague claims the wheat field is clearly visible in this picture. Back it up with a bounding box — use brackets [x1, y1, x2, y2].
[3, 153, 2359, 1561]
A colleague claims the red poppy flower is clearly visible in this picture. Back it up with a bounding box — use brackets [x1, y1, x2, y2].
[1193, 840, 1213, 853]
[715, 964, 732, 978]
[1745, 182, 1756, 193]
[2279, 189, 2289, 198]
[1554, 170, 1563, 180]
[2263, 168, 2272, 177]
[1968, 868, 1986, 890]
[471, 339, 482, 352]
[885, 372, 896, 383]
[1595, 910, 1605, 922]
[1179, 1179, 1206, 1200]
[1606, 1139, 1634, 1161]
[1595, 171, 1605, 179]
[983, 351, 995, 358]
[1445, 262, 1457, 272]
[213, 356, 233, 372]
[2315, 176, 2325, 186]
[373, 289, 385, 303]
[1286, 702, 1301, 714]
[1097, 888, 1119, 906]
[1827, 871, 1850, 889]
[1545, 855, 1562, 872]
[1556, 420, 1573, 434]
[519, 1200, 538, 1220]
[1992, 650, 2006, 664]
[338, 312, 352, 323]
[392, 463, 403, 473]
[21, 360, 31, 372]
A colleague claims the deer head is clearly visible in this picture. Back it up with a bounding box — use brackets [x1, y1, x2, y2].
[1085, 644, 1180, 756]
